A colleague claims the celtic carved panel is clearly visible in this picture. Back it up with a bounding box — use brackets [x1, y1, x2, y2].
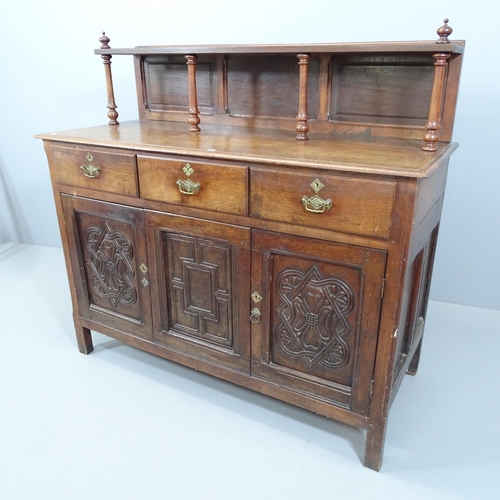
[85, 222, 137, 308]
[275, 265, 355, 370]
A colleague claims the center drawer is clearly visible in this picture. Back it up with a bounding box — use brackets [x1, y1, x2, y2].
[138, 156, 248, 216]
[250, 167, 396, 238]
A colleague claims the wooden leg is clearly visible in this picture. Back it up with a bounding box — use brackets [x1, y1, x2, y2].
[407, 337, 423, 376]
[75, 321, 94, 355]
[364, 421, 387, 471]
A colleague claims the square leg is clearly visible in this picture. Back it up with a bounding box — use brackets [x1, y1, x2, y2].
[74, 318, 93, 354]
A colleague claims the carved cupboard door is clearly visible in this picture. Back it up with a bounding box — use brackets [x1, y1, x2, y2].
[61, 195, 153, 339]
[251, 230, 387, 416]
[145, 211, 251, 374]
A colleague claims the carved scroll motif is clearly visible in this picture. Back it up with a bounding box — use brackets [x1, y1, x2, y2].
[85, 223, 137, 308]
[275, 265, 354, 369]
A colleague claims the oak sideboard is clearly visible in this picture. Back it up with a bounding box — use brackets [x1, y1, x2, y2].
[36, 20, 464, 470]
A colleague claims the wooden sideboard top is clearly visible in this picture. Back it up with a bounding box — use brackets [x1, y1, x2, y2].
[36, 120, 456, 178]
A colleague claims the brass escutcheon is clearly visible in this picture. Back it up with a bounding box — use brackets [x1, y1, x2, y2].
[251, 291, 263, 304]
[177, 163, 200, 195]
[302, 178, 332, 213]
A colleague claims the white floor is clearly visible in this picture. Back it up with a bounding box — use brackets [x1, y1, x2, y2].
[1, 242, 499, 499]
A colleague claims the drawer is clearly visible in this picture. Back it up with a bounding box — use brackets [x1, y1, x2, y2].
[250, 168, 396, 238]
[49, 145, 138, 197]
[138, 156, 248, 216]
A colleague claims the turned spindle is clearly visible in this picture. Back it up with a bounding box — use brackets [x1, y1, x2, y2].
[185, 55, 201, 132]
[99, 32, 119, 125]
[422, 19, 453, 152]
[296, 54, 310, 140]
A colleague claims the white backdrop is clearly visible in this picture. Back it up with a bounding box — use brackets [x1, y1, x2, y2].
[0, 0, 498, 309]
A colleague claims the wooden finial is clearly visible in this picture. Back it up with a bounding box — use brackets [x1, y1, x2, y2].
[436, 18, 452, 44]
[99, 32, 119, 125]
[99, 31, 111, 49]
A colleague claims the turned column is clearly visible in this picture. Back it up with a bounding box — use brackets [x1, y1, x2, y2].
[185, 55, 201, 132]
[99, 32, 119, 125]
[296, 54, 310, 140]
[422, 19, 452, 152]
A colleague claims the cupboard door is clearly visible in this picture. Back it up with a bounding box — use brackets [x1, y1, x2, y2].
[61, 195, 153, 339]
[251, 230, 386, 416]
[146, 211, 251, 374]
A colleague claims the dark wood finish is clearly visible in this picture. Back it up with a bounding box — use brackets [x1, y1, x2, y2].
[145, 211, 251, 374]
[331, 55, 434, 127]
[250, 167, 396, 238]
[137, 155, 248, 215]
[296, 54, 310, 140]
[95, 41, 465, 55]
[36, 27, 464, 472]
[99, 33, 119, 125]
[436, 18, 453, 44]
[127, 43, 463, 144]
[251, 230, 386, 416]
[61, 195, 153, 339]
[48, 144, 138, 197]
[40, 120, 458, 177]
[119, 30, 464, 143]
[75, 321, 93, 354]
[423, 53, 450, 151]
[185, 55, 201, 132]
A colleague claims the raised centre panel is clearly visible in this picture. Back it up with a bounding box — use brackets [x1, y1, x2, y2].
[330, 54, 434, 126]
[145, 211, 251, 374]
[141, 54, 217, 114]
[226, 54, 320, 119]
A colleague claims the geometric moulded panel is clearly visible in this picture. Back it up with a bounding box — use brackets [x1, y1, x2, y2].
[164, 232, 233, 347]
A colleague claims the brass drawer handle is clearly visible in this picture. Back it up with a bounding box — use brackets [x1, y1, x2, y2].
[250, 308, 261, 323]
[80, 153, 101, 179]
[302, 178, 332, 213]
[177, 163, 200, 195]
[302, 195, 332, 213]
[177, 179, 201, 195]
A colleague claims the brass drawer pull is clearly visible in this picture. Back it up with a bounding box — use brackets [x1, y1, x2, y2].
[302, 194, 332, 213]
[250, 308, 261, 323]
[302, 178, 332, 213]
[177, 179, 201, 195]
[80, 153, 101, 179]
[177, 163, 200, 195]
